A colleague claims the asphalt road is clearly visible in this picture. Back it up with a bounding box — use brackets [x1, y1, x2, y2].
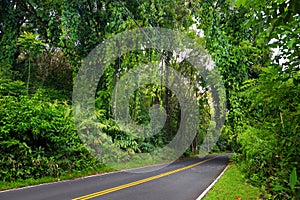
[0, 154, 230, 200]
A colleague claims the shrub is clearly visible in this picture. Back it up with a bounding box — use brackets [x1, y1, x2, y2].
[0, 91, 98, 181]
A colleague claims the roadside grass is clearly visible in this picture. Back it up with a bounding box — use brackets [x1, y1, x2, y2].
[203, 163, 263, 200]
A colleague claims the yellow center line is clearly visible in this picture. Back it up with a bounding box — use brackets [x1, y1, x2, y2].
[72, 156, 218, 200]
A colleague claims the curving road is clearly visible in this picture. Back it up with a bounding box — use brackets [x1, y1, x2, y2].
[0, 154, 230, 200]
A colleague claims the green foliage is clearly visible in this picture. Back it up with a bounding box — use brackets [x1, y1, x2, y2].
[203, 164, 262, 200]
[17, 32, 46, 55]
[193, 0, 263, 153]
[193, 0, 299, 198]
[237, 66, 300, 199]
[0, 79, 26, 96]
[17, 32, 46, 94]
[0, 0, 211, 187]
[103, 122, 140, 153]
[0, 91, 100, 181]
[2, 2, 298, 198]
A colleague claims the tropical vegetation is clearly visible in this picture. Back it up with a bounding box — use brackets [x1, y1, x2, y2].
[0, 0, 299, 198]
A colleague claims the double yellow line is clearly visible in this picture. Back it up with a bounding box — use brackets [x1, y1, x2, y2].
[73, 156, 218, 200]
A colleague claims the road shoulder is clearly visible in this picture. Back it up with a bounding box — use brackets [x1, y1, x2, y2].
[201, 163, 263, 199]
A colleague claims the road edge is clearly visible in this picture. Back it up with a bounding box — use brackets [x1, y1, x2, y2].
[195, 163, 230, 200]
[0, 155, 212, 193]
